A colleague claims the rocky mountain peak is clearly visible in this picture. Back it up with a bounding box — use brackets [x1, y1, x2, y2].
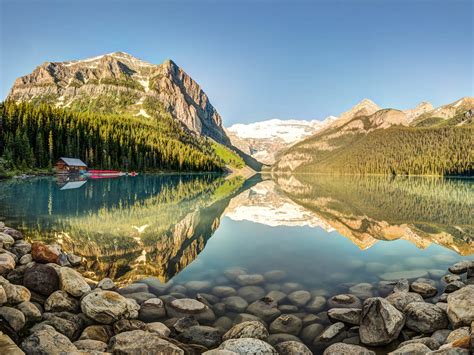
[7, 52, 229, 144]
[337, 98, 381, 124]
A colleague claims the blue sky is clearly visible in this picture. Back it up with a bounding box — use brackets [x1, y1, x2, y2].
[1, 0, 472, 125]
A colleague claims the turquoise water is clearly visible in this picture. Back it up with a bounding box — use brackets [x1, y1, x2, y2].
[0, 174, 472, 295]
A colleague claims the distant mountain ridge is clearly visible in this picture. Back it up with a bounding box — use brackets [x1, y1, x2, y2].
[7, 51, 229, 144]
[272, 97, 474, 176]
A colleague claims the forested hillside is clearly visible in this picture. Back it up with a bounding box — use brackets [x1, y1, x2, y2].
[0, 101, 230, 174]
[287, 126, 473, 176]
[273, 97, 474, 177]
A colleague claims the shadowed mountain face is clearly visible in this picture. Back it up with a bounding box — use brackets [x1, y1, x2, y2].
[272, 175, 473, 255]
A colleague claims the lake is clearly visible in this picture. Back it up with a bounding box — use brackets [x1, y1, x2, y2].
[0, 173, 473, 349]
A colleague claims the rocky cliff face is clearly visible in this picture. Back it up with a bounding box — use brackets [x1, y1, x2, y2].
[8, 52, 229, 144]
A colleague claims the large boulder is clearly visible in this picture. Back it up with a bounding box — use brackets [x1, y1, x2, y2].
[389, 343, 431, 354]
[0, 306, 25, 331]
[0, 254, 15, 275]
[446, 285, 474, 327]
[359, 297, 405, 346]
[0, 331, 24, 355]
[2, 228, 23, 240]
[79, 325, 114, 343]
[44, 290, 80, 313]
[269, 314, 302, 335]
[327, 308, 361, 325]
[31, 242, 61, 264]
[74, 339, 108, 352]
[166, 298, 208, 318]
[176, 325, 222, 348]
[223, 321, 269, 341]
[323, 342, 375, 355]
[58, 267, 91, 297]
[108, 329, 184, 354]
[246, 297, 281, 323]
[404, 302, 448, 333]
[0, 233, 15, 249]
[21, 325, 77, 354]
[275, 340, 312, 354]
[0, 278, 30, 304]
[218, 338, 278, 354]
[39, 312, 85, 340]
[17, 301, 42, 323]
[385, 292, 424, 312]
[410, 282, 438, 298]
[23, 264, 59, 296]
[81, 289, 140, 324]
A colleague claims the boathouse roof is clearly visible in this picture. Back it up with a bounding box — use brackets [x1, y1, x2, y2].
[58, 157, 87, 167]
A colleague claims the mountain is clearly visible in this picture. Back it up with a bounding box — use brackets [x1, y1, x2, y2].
[273, 97, 474, 176]
[226, 117, 337, 165]
[7, 52, 229, 144]
[1, 52, 259, 174]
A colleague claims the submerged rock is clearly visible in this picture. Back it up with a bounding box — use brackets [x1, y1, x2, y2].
[138, 297, 166, 322]
[327, 294, 362, 309]
[247, 297, 281, 323]
[235, 274, 264, 286]
[359, 297, 405, 346]
[287, 290, 311, 307]
[379, 270, 428, 281]
[269, 314, 302, 335]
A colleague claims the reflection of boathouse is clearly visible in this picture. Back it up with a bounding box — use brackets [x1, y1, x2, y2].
[55, 157, 87, 174]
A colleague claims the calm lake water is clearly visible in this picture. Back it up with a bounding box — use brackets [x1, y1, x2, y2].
[0, 173, 472, 297]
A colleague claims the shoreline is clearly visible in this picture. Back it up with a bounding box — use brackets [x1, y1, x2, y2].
[0, 223, 473, 354]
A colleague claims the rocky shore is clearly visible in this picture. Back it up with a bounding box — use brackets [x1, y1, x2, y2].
[0, 222, 473, 354]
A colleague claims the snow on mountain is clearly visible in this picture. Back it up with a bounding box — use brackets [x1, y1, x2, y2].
[226, 116, 338, 165]
[228, 117, 337, 143]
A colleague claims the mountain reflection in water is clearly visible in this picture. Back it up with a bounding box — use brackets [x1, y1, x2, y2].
[0, 174, 472, 285]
